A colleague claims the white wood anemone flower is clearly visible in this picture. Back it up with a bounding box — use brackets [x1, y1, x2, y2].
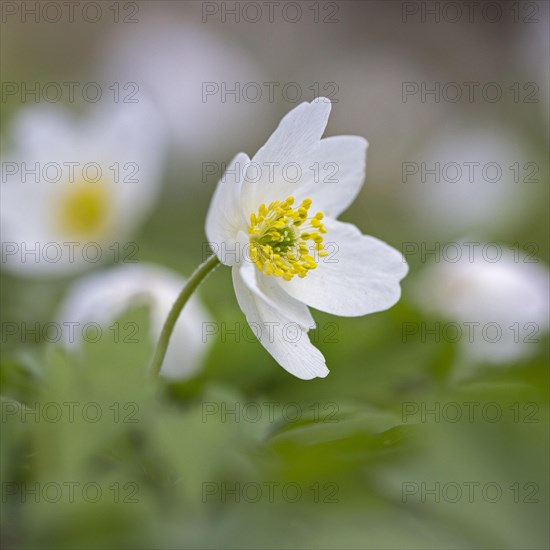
[1, 101, 166, 278]
[151, 98, 408, 380]
[99, 15, 269, 157]
[56, 264, 211, 379]
[413, 241, 549, 365]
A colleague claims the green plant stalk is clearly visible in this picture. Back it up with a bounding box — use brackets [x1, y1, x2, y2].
[150, 254, 220, 376]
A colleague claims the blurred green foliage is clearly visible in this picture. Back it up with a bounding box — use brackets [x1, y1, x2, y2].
[1, 256, 548, 548]
[1, 126, 549, 549]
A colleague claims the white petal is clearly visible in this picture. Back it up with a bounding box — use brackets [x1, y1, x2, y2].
[240, 98, 332, 214]
[280, 219, 408, 316]
[90, 99, 167, 231]
[0, 179, 91, 277]
[56, 263, 211, 379]
[10, 104, 77, 161]
[238, 260, 315, 330]
[295, 135, 368, 218]
[205, 152, 250, 265]
[232, 265, 328, 380]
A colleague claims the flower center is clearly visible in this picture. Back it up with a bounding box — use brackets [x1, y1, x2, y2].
[248, 196, 328, 281]
[56, 180, 111, 238]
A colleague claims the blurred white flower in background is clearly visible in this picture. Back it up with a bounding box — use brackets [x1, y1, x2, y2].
[56, 263, 211, 379]
[399, 119, 539, 238]
[413, 240, 549, 365]
[97, 14, 268, 159]
[1, 100, 166, 277]
[400, 120, 537, 237]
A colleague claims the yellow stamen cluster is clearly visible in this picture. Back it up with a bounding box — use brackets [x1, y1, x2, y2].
[57, 180, 110, 238]
[248, 196, 328, 281]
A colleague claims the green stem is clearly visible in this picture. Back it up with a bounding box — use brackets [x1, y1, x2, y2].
[150, 254, 220, 377]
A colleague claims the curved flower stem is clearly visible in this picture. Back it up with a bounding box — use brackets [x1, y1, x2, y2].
[150, 254, 221, 377]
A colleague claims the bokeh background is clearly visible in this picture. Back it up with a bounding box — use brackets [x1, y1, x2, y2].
[1, 1, 549, 548]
